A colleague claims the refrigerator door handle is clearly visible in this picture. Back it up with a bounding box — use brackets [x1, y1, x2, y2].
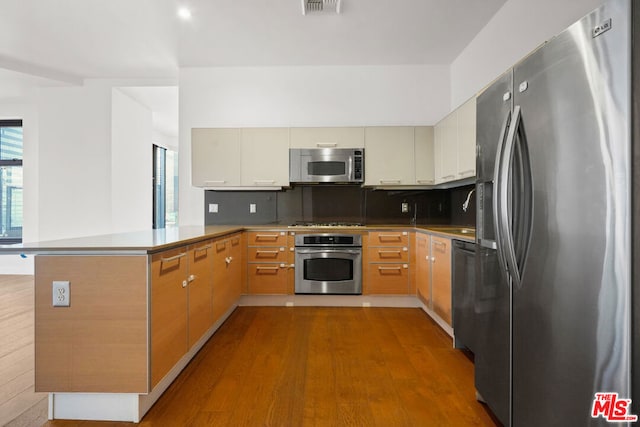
[499, 105, 533, 290]
[493, 110, 511, 279]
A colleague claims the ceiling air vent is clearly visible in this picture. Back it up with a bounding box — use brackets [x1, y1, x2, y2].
[301, 0, 342, 15]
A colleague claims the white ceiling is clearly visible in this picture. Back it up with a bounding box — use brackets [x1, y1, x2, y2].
[0, 0, 507, 136]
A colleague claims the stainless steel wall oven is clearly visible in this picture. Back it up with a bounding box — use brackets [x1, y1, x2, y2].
[294, 233, 362, 294]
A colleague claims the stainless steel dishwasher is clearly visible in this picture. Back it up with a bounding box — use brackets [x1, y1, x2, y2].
[452, 239, 477, 353]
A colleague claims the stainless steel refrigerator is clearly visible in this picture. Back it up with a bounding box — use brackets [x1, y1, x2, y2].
[474, 0, 639, 425]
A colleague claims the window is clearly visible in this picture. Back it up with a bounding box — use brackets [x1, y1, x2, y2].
[153, 145, 178, 229]
[0, 120, 23, 243]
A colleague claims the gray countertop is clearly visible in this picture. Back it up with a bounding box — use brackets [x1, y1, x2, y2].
[0, 224, 474, 255]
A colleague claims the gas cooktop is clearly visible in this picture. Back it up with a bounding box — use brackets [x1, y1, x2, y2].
[289, 222, 365, 228]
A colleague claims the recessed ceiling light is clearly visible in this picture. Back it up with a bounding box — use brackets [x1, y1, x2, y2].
[177, 7, 192, 20]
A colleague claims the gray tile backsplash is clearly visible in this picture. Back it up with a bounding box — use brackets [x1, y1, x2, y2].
[204, 184, 473, 227]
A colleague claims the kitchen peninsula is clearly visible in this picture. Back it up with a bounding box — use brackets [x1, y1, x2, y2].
[3, 224, 474, 422]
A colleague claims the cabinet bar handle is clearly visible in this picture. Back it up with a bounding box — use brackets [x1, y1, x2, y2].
[254, 180, 276, 185]
[204, 180, 226, 185]
[416, 179, 435, 184]
[256, 250, 280, 256]
[378, 266, 402, 271]
[379, 179, 401, 184]
[458, 169, 475, 176]
[442, 175, 456, 180]
[195, 244, 212, 253]
[161, 253, 186, 263]
[256, 266, 279, 271]
[378, 250, 401, 255]
[316, 142, 337, 148]
[256, 234, 279, 239]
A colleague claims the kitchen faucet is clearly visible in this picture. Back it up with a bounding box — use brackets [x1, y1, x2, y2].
[462, 189, 475, 212]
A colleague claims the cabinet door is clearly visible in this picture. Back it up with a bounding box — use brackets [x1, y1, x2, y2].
[228, 233, 243, 301]
[431, 236, 452, 325]
[187, 241, 214, 348]
[240, 128, 290, 187]
[415, 233, 431, 305]
[247, 264, 288, 294]
[289, 127, 364, 149]
[414, 126, 435, 185]
[151, 247, 188, 387]
[191, 128, 241, 187]
[367, 263, 410, 294]
[364, 127, 415, 186]
[456, 98, 476, 179]
[212, 239, 230, 323]
[434, 112, 458, 184]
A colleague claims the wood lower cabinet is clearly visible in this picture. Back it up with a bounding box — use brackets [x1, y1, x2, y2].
[151, 247, 189, 388]
[415, 232, 431, 305]
[187, 241, 214, 349]
[246, 230, 292, 294]
[212, 233, 243, 322]
[366, 230, 411, 295]
[431, 235, 452, 325]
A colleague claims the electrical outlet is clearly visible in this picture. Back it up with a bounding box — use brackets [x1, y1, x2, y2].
[52, 281, 70, 307]
[401, 202, 409, 213]
[249, 203, 257, 213]
[209, 203, 218, 213]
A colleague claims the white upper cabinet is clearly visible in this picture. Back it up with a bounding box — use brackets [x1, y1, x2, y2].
[289, 127, 364, 149]
[414, 126, 435, 185]
[240, 128, 290, 187]
[435, 111, 458, 184]
[456, 98, 476, 180]
[364, 127, 415, 186]
[191, 128, 241, 187]
[434, 96, 477, 184]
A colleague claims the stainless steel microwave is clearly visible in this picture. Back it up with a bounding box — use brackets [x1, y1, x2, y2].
[289, 148, 364, 183]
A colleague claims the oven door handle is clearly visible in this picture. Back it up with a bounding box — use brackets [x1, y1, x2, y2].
[295, 248, 362, 255]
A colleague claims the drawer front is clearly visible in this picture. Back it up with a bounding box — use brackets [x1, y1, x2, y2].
[248, 246, 288, 263]
[369, 231, 409, 246]
[247, 264, 289, 294]
[247, 231, 288, 246]
[367, 263, 410, 294]
[368, 246, 409, 262]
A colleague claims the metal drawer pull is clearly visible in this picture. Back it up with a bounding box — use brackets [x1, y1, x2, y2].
[380, 179, 401, 184]
[378, 234, 402, 238]
[378, 250, 401, 255]
[256, 266, 279, 271]
[256, 234, 279, 239]
[378, 266, 402, 271]
[416, 179, 435, 184]
[161, 253, 186, 263]
[194, 244, 212, 253]
[204, 180, 226, 185]
[316, 142, 338, 148]
[257, 250, 280, 255]
[254, 180, 276, 185]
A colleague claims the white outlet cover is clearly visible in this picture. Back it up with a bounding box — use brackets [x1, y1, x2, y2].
[209, 203, 218, 213]
[52, 281, 70, 307]
[249, 203, 257, 213]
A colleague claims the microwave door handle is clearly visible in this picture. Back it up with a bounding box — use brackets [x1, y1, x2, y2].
[348, 156, 353, 180]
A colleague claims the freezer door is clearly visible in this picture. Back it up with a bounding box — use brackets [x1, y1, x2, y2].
[474, 70, 513, 426]
[511, 0, 632, 425]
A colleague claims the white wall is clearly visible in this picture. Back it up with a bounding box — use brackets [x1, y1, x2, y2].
[0, 97, 38, 274]
[178, 65, 450, 226]
[450, 0, 602, 108]
[36, 84, 113, 241]
[111, 89, 153, 232]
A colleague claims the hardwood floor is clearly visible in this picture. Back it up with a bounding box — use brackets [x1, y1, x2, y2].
[43, 306, 498, 427]
[0, 275, 47, 427]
